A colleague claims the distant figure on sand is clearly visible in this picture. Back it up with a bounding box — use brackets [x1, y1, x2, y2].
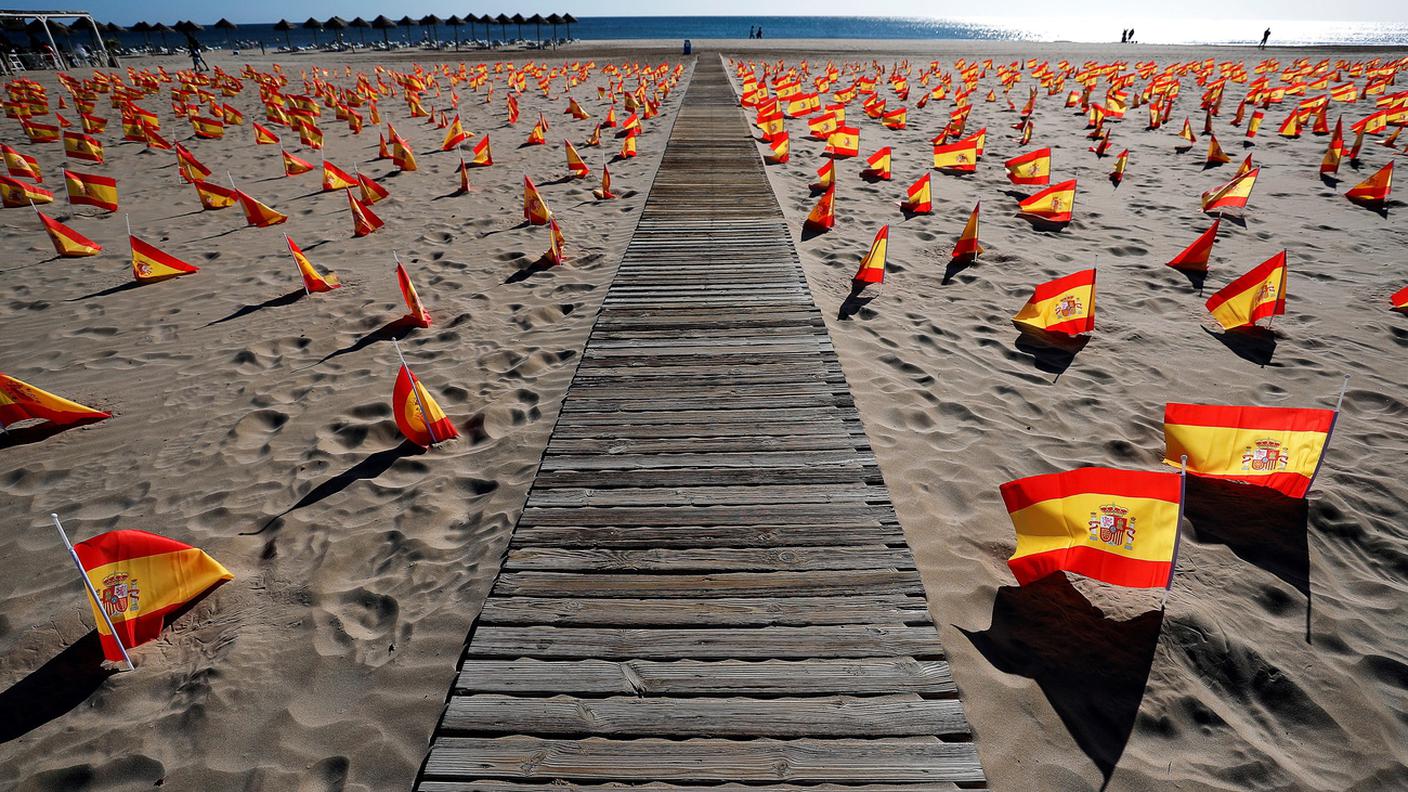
[1121, 29, 1127, 43]
[1260, 27, 1271, 49]
[186, 34, 208, 72]
[1128, 28, 1135, 43]
[748, 26, 755, 39]
[757, 26, 764, 39]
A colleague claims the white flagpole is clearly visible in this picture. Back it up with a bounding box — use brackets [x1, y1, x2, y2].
[392, 336, 439, 446]
[51, 513, 134, 671]
[1162, 455, 1188, 612]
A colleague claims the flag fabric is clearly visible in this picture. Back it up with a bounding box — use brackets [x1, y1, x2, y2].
[854, 225, 888, 284]
[1246, 110, 1264, 138]
[767, 131, 790, 164]
[1206, 133, 1231, 165]
[565, 139, 590, 178]
[593, 163, 616, 200]
[0, 372, 110, 429]
[544, 218, 566, 265]
[130, 235, 199, 281]
[952, 202, 983, 259]
[1205, 251, 1287, 330]
[812, 158, 835, 191]
[396, 260, 431, 327]
[470, 134, 493, 166]
[63, 169, 118, 212]
[1004, 147, 1051, 185]
[1167, 220, 1220, 271]
[62, 131, 104, 163]
[1164, 402, 1337, 498]
[321, 161, 358, 191]
[393, 364, 457, 447]
[901, 172, 931, 214]
[287, 236, 341, 293]
[191, 115, 225, 139]
[617, 135, 637, 159]
[348, 189, 384, 237]
[3, 143, 42, 182]
[1390, 285, 1408, 312]
[1201, 168, 1259, 213]
[1017, 179, 1077, 223]
[0, 173, 53, 206]
[523, 176, 552, 224]
[1345, 161, 1393, 204]
[862, 147, 892, 180]
[1001, 467, 1183, 588]
[70, 529, 233, 663]
[824, 125, 860, 158]
[235, 190, 288, 227]
[358, 173, 390, 204]
[38, 212, 102, 257]
[1013, 268, 1096, 335]
[441, 114, 468, 150]
[1235, 154, 1255, 178]
[933, 137, 978, 172]
[253, 122, 280, 144]
[194, 179, 237, 210]
[805, 185, 835, 231]
[282, 150, 314, 176]
[392, 137, 418, 171]
[1111, 149, 1129, 185]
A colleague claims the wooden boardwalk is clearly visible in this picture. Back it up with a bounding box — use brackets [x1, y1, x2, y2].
[415, 56, 987, 790]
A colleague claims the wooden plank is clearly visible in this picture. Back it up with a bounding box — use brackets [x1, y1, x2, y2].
[530, 466, 884, 490]
[464, 625, 944, 659]
[454, 657, 955, 695]
[510, 523, 904, 549]
[503, 546, 912, 573]
[477, 595, 931, 627]
[493, 571, 925, 599]
[519, 504, 895, 527]
[545, 436, 861, 455]
[440, 694, 972, 738]
[421, 781, 986, 791]
[539, 451, 875, 471]
[525, 483, 883, 506]
[421, 736, 985, 783]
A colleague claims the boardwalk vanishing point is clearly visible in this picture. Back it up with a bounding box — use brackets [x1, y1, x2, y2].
[415, 55, 988, 790]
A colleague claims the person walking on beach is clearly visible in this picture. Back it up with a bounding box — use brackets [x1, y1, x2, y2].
[186, 34, 208, 72]
[1127, 28, 1135, 43]
[1260, 27, 1271, 49]
[1121, 29, 1127, 43]
[757, 25, 764, 39]
[748, 26, 755, 39]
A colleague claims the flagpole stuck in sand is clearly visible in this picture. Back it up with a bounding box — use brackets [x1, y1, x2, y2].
[51, 513, 135, 671]
[392, 334, 439, 446]
[1162, 454, 1189, 613]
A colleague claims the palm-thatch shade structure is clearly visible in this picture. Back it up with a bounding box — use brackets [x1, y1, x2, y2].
[563, 13, 576, 40]
[546, 13, 562, 44]
[420, 14, 441, 44]
[350, 16, 371, 45]
[511, 13, 525, 41]
[152, 22, 174, 47]
[302, 17, 323, 46]
[445, 15, 465, 49]
[325, 16, 348, 46]
[272, 19, 294, 48]
[494, 13, 511, 41]
[397, 16, 417, 43]
[528, 13, 544, 43]
[213, 18, 237, 46]
[371, 15, 396, 46]
[129, 20, 150, 46]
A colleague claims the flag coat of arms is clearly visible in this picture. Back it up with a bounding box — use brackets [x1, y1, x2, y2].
[1164, 403, 1336, 498]
[130, 235, 199, 282]
[1013, 269, 1096, 335]
[1017, 179, 1077, 223]
[1001, 467, 1183, 588]
[1205, 251, 1287, 330]
[933, 138, 978, 172]
[71, 529, 233, 662]
[38, 212, 102, 257]
[1201, 167, 1259, 213]
[393, 365, 459, 447]
[1004, 148, 1051, 185]
[64, 169, 118, 211]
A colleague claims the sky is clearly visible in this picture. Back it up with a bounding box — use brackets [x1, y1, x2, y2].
[7, 0, 1407, 25]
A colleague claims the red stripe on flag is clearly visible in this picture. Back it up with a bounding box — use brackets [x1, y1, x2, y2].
[1008, 545, 1173, 588]
[1163, 403, 1336, 432]
[999, 467, 1181, 514]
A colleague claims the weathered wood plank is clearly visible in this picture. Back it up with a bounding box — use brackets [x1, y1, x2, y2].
[477, 596, 931, 627]
[421, 736, 985, 783]
[421, 781, 986, 791]
[530, 466, 884, 490]
[519, 504, 895, 526]
[525, 483, 883, 506]
[493, 571, 925, 599]
[539, 451, 876, 471]
[510, 523, 904, 549]
[464, 625, 944, 660]
[504, 546, 912, 573]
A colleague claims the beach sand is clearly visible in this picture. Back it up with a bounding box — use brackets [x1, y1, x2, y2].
[1, 38, 1406, 792]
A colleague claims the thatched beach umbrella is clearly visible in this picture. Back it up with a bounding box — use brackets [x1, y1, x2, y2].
[445, 15, 465, 49]
[396, 16, 417, 43]
[302, 17, 323, 46]
[420, 14, 441, 44]
[371, 15, 396, 46]
[152, 22, 173, 48]
[546, 13, 562, 44]
[563, 13, 576, 40]
[511, 13, 525, 41]
[528, 13, 544, 44]
[130, 21, 151, 47]
[213, 18, 237, 47]
[273, 19, 294, 48]
[350, 16, 371, 45]
[494, 13, 510, 41]
[325, 17, 349, 47]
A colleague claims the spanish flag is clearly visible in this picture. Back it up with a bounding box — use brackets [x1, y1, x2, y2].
[951, 202, 983, 260]
[193, 179, 237, 210]
[0, 173, 53, 206]
[287, 235, 340, 293]
[358, 173, 390, 205]
[1246, 110, 1264, 138]
[392, 137, 418, 172]
[1391, 285, 1408, 313]
[807, 111, 839, 139]
[566, 97, 590, 120]
[1201, 168, 1259, 213]
[933, 138, 978, 172]
[1013, 268, 1096, 335]
[1164, 402, 1337, 498]
[393, 362, 458, 448]
[1205, 133, 1231, 165]
[3, 143, 42, 182]
[23, 120, 60, 144]
[396, 260, 431, 327]
[1345, 161, 1392, 205]
[525, 119, 547, 146]
[1017, 179, 1077, 224]
[1111, 149, 1129, 185]
[71, 529, 233, 663]
[348, 189, 384, 237]
[1205, 251, 1287, 330]
[523, 176, 553, 225]
[298, 120, 323, 150]
[1001, 467, 1182, 588]
[253, 122, 280, 145]
[282, 149, 314, 176]
[470, 134, 493, 166]
[176, 145, 211, 183]
[0, 372, 109, 429]
[236, 190, 288, 227]
[565, 139, 590, 178]
[1177, 117, 1197, 144]
[862, 147, 892, 180]
[804, 185, 835, 231]
[585, 123, 602, 147]
[853, 225, 888, 284]
[544, 218, 566, 266]
[812, 159, 835, 191]
[1167, 219, 1220, 271]
[321, 160, 358, 191]
[191, 115, 225, 139]
[593, 164, 616, 200]
[1004, 147, 1050, 185]
[882, 106, 907, 129]
[63, 130, 104, 163]
[441, 114, 468, 150]
[38, 211, 102, 257]
[767, 131, 790, 164]
[618, 134, 638, 159]
[130, 235, 199, 282]
[901, 172, 931, 214]
[824, 125, 860, 158]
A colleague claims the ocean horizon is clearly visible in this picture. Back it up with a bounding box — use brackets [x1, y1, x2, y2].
[89, 15, 1408, 50]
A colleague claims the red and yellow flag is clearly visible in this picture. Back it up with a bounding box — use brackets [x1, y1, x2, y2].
[3, 143, 42, 182]
[1168, 219, 1220, 271]
[933, 137, 978, 172]
[523, 175, 552, 224]
[853, 225, 888, 284]
[64, 169, 118, 212]
[193, 179, 237, 210]
[1017, 179, 1077, 223]
[0, 372, 109, 429]
[253, 122, 280, 145]
[1345, 161, 1392, 205]
[617, 134, 637, 159]
[286, 235, 340, 293]
[348, 189, 384, 237]
[1390, 285, 1408, 312]
[441, 114, 468, 150]
[71, 529, 232, 662]
[565, 139, 590, 178]
[804, 184, 835, 231]
[190, 115, 225, 139]
[1164, 402, 1337, 498]
[1201, 167, 1259, 213]
[1111, 149, 1129, 185]
[863, 147, 892, 180]
[393, 364, 458, 448]
[1004, 147, 1050, 185]
[952, 202, 983, 260]
[130, 235, 199, 282]
[62, 130, 104, 163]
[358, 173, 390, 205]
[38, 211, 102, 257]
[1205, 133, 1231, 165]
[175, 145, 211, 183]
[1205, 251, 1287, 330]
[824, 125, 860, 158]
[396, 260, 431, 327]
[235, 190, 287, 227]
[0, 173, 53, 206]
[1001, 467, 1182, 588]
[767, 131, 790, 164]
[812, 158, 835, 191]
[1013, 268, 1096, 335]
[593, 163, 616, 200]
[901, 172, 931, 214]
[470, 134, 493, 166]
[392, 137, 418, 171]
[544, 218, 566, 266]
[321, 160, 358, 191]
